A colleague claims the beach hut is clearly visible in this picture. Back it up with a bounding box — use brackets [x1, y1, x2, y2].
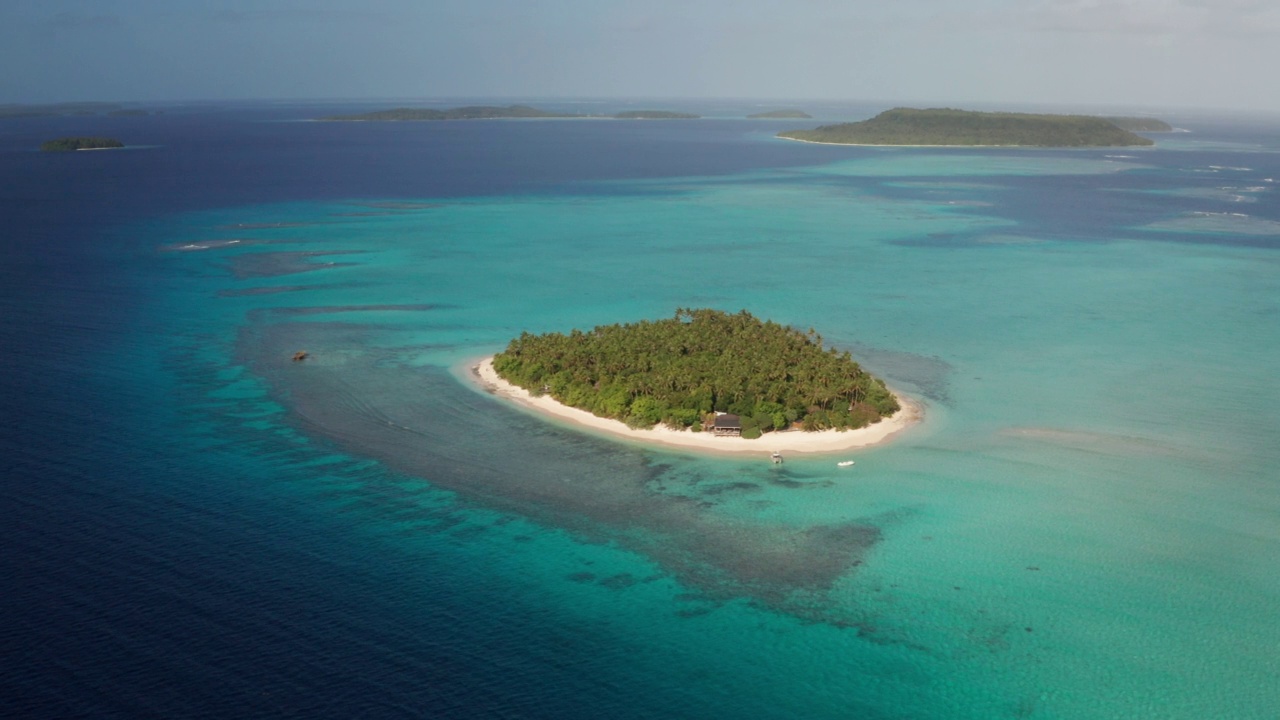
[713, 414, 742, 437]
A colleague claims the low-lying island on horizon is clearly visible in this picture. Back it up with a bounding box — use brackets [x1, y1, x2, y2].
[471, 357, 921, 456]
[779, 107, 1161, 147]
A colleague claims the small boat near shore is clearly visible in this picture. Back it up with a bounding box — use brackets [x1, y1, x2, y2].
[837, 460, 855, 467]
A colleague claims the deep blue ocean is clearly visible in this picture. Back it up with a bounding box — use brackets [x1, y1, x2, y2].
[3, 101, 1279, 719]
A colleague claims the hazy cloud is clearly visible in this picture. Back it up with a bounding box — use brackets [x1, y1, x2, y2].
[1, 0, 1276, 111]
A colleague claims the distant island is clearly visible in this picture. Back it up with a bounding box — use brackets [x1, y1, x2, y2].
[321, 105, 702, 122]
[40, 137, 125, 152]
[779, 107, 1157, 147]
[490, 308, 900, 439]
[107, 109, 156, 117]
[320, 105, 576, 121]
[747, 110, 812, 119]
[612, 110, 700, 120]
[1, 102, 126, 120]
[1105, 116, 1174, 132]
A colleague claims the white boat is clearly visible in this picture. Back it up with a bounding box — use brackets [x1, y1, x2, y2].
[837, 461, 855, 467]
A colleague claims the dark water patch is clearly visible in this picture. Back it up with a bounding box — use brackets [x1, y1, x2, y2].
[226, 250, 365, 279]
[968, 622, 1015, 654]
[450, 520, 494, 538]
[867, 183, 999, 208]
[598, 574, 639, 590]
[217, 283, 341, 297]
[967, 162, 1280, 249]
[651, 463, 828, 500]
[238, 320, 883, 614]
[890, 236, 964, 249]
[266, 303, 459, 316]
[218, 278, 376, 294]
[972, 234, 1048, 245]
[674, 605, 721, 619]
[644, 465, 749, 500]
[673, 591, 725, 618]
[1130, 228, 1280, 250]
[846, 343, 952, 404]
[890, 230, 1052, 249]
[698, 481, 762, 496]
[886, 181, 1006, 191]
[762, 474, 834, 489]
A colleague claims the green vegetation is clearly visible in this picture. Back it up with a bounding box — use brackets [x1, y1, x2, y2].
[321, 105, 577, 121]
[40, 137, 124, 152]
[779, 107, 1155, 147]
[747, 109, 812, 119]
[1105, 116, 1173, 132]
[612, 110, 700, 119]
[492, 309, 899, 435]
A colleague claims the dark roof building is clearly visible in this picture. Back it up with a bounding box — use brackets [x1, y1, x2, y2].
[713, 413, 742, 437]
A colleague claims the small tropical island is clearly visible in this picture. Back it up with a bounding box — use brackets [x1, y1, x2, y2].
[475, 309, 919, 455]
[779, 107, 1158, 147]
[747, 109, 812, 119]
[40, 137, 125, 152]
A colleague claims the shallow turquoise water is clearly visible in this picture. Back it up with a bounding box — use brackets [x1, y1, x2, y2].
[132, 138, 1280, 718]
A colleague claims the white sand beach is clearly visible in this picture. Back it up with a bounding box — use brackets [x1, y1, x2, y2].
[470, 357, 922, 457]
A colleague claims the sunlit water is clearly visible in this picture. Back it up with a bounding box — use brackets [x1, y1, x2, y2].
[3, 104, 1278, 718]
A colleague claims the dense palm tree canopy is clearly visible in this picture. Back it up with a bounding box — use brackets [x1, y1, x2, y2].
[492, 309, 899, 437]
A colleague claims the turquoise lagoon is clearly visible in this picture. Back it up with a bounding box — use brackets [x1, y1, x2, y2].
[118, 125, 1280, 717]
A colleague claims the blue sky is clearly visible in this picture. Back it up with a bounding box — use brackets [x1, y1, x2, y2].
[2, 0, 1278, 112]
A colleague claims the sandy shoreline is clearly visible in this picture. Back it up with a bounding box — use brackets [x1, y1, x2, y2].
[469, 357, 922, 457]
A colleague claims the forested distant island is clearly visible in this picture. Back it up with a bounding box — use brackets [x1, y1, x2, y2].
[40, 137, 124, 152]
[321, 105, 701, 122]
[779, 108, 1157, 147]
[612, 110, 700, 119]
[492, 308, 899, 438]
[1105, 116, 1174, 132]
[747, 110, 812, 119]
[107, 109, 157, 117]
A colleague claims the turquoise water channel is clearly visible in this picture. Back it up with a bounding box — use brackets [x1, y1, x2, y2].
[126, 139, 1280, 718]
